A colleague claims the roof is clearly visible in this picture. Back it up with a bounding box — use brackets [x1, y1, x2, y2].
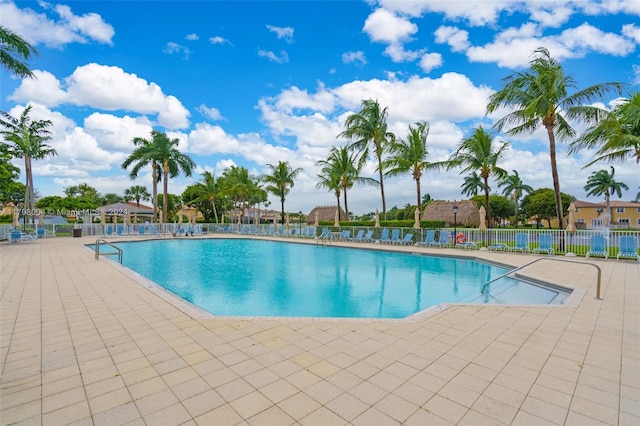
[307, 205, 347, 224]
[574, 200, 640, 208]
[99, 202, 153, 215]
[423, 200, 480, 227]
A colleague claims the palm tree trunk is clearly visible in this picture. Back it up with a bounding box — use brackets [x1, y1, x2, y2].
[343, 186, 349, 222]
[483, 178, 492, 227]
[416, 178, 421, 215]
[546, 126, 564, 229]
[151, 163, 158, 223]
[378, 164, 386, 219]
[514, 194, 519, 229]
[335, 191, 341, 219]
[280, 196, 285, 225]
[606, 194, 611, 229]
[211, 200, 219, 224]
[163, 161, 169, 224]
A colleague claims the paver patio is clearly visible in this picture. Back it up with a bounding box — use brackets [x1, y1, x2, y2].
[1, 235, 638, 425]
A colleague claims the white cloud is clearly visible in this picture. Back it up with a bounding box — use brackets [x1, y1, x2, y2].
[266, 24, 294, 43]
[363, 8, 417, 44]
[528, 4, 574, 27]
[257, 49, 289, 63]
[82, 113, 154, 152]
[0, 0, 114, 47]
[209, 36, 231, 45]
[342, 51, 367, 66]
[185, 33, 199, 41]
[197, 105, 224, 121]
[434, 26, 470, 52]
[163, 42, 191, 59]
[9, 70, 67, 106]
[622, 23, 640, 43]
[378, 0, 514, 26]
[419, 52, 443, 73]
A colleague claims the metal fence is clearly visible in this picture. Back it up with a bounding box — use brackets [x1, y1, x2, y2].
[3, 222, 638, 259]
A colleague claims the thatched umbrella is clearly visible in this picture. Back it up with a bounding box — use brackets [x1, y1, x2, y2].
[133, 212, 138, 224]
[334, 208, 339, 227]
[413, 208, 420, 229]
[221, 214, 225, 224]
[100, 210, 106, 229]
[112, 213, 117, 224]
[12, 208, 20, 228]
[314, 211, 319, 227]
[286, 213, 290, 226]
[566, 203, 577, 233]
[178, 213, 183, 225]
[478, 206, 487, 230]
[38, 210, 44, 227]
[374, 209, 380, 228]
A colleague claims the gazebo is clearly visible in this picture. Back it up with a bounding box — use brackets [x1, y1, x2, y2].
[306, 205, 347, 224]
[423, 200, 480, 227]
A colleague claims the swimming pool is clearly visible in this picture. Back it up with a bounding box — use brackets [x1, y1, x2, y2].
[103, 239, 568, 318]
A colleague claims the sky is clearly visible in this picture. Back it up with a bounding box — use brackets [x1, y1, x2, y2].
[1, 0, 639, 215]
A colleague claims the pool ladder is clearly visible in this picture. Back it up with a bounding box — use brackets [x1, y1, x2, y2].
[482, 257, 602, 299]
[94, 239, 123, 264]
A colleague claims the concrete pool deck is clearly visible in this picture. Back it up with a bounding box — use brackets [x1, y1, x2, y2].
[1, 234, 638, 425]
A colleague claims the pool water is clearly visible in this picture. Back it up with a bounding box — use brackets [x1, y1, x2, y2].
[104, 239, 568, 318]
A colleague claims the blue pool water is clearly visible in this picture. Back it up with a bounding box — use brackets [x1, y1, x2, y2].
[102, 239, 567, 318]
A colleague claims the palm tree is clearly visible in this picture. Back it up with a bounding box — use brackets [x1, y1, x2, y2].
[122, 132, 161, 222]
[316, 146, 377, 221]
[584, 166, 628, 228]
[448, 126, 509, 228]
[0, 26, 38, 78]
[187, 171, 220, 223]
[220, 166, 260, 223]
[124, 185, 151, 207]
[460, 171, 485, 197]
[316, 163, 342, 215]
[487, 47, 624, 229]
[262, 161, 303, 225]
[383, 122, 445, 214]
[0, 105, 56, 218]
[568, 91, 640, 167]
[339, 99, 394, 218]
[498, 170, 533, 228]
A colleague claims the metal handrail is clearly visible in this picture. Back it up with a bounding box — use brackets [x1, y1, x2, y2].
[95, 239, 123, 264]
[482, 257, 602, 300]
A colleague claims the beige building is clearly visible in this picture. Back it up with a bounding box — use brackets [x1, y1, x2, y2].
[573, 200, 640, 229]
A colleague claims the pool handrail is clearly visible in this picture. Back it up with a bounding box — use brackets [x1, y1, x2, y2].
[481, 257, 602, 300]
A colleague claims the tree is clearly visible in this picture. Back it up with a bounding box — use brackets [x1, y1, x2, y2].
[583, 166, 628, 228]
[186, 171, 221, 223]
[316, 162, 342, 215]
[487, 47, 624, 231]
[0, 105, 56, 219]
[219, 166, 262, 223]
[122, 132, 161, 222]
[0, 142, 23, 204]
[568, 91, 640, 167]
[0, 26, 38, 79]
[498, 170, 533, 227]
[521, 188, 575, 229]
[103, 193, 124, 205]
[383, 121, 444, 214]
[460, 171, 485, 198]
[448, 126, 509, 229]
[262, 161, 303, 225]
[124, 185, 150, 207]
[64, 183, 102, 205]
[316, 146, 376, 221]
[471, 195, 514, 227]
[339, 99, 394, 217]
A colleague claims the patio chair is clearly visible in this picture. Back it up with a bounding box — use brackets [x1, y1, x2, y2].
[138, 226, 146, 236]
[398, 233, 414, 245]
[431, 230, 450, 248]
[339, 230, 351, 240]
[389, 229, 401, 244]
[350, 229, 365, 241]
[586, 234, 608, 260]
[374, 228, 390, 244]
[488, 243, 508, 251]
[362, 230, 374, 243]
[532, 233, 554, 255]
[509, 233, 530, 253]
[415, 230, 435, 247]
[36, 227, 52, 238]
[9, 230, 23, 244]
[456, 241, 478, 250]
[106, 226, 114, 236]
[616, 235, 639, 263]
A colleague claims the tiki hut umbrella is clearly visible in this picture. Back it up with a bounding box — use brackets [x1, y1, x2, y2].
[374, 209, 380, 228]
[237, 212, 241, 225]
[221, 214, 225, 224]
[566, 203, 577, 233]
[178, 213, 183, 225]
[314, 211, 319, 227]
[12, 208, 20, 228]
[100, 210, 106, 230]
[158, 210, 163, 224]
[413, 208, 420, 229]
[478, 206, 487, 231]
[133, 212, 137, 224]
[124, 211, 130, 227]
[112, 213, 117, 224]
[286, 213, 290, 227]
[38, 210, 44, 227]
[334, 208, 339, 228]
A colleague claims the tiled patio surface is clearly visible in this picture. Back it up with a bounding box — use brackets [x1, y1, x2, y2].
[1, 235, 638, 425]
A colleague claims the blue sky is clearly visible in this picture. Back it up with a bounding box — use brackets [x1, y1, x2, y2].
[1, 0, 639, 214]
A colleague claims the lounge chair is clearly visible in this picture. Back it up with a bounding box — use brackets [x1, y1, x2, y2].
[350, 230, 365, 241]
[586, 235, 608, 260]
[488, 243, 508, 251]
[339, 230, 351, 240]
[398, 233, 414, 245]
[456, 241, 477, 250]
[415, 230, 435, 247]
[374, 228, 390, 244]
[138, 226, 146, 236]
[362, 230, 374, 243]
[616, 235, 639, 263]
[316, 228, 332, 240]
[431, 230, 450, 247]
[9, 230, 23, 244]
[36, 227, 52, 238]
[509, 233, 530, 253]
[106, 226, 113, 236]
[532, 233, 554, 255]
[389, 229, 401, 244]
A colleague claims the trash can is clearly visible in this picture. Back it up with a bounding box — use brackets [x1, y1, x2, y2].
[73, 228, 82, 237]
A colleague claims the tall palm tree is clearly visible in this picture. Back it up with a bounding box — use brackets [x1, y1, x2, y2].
[317, 146, 377, 221]
[1, 26, 38, 79]
[460, 171, 485, 197]
[448, 126, 509, 228]
[498, 170, 533, 228]
[220, 166, 260, 223]
[487, 47, 624, 229]
[568, 91, 640, 167]
[124, 185, 150, 207]
[383, 121, 444, 213]
[188, 171, 220, 223]
[122, 132, 162, 222]
[0, 105, 56, 219]
[315, 162, 342, 215]
[339, 99, 394, 218]
[262, 161, 303, 225]
[584, 166, 628, 229]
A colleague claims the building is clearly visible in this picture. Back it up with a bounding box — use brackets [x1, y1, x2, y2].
[572, 200, 640, 229]
[307, 206, 347, 224]
[423, 200, 480, 227]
